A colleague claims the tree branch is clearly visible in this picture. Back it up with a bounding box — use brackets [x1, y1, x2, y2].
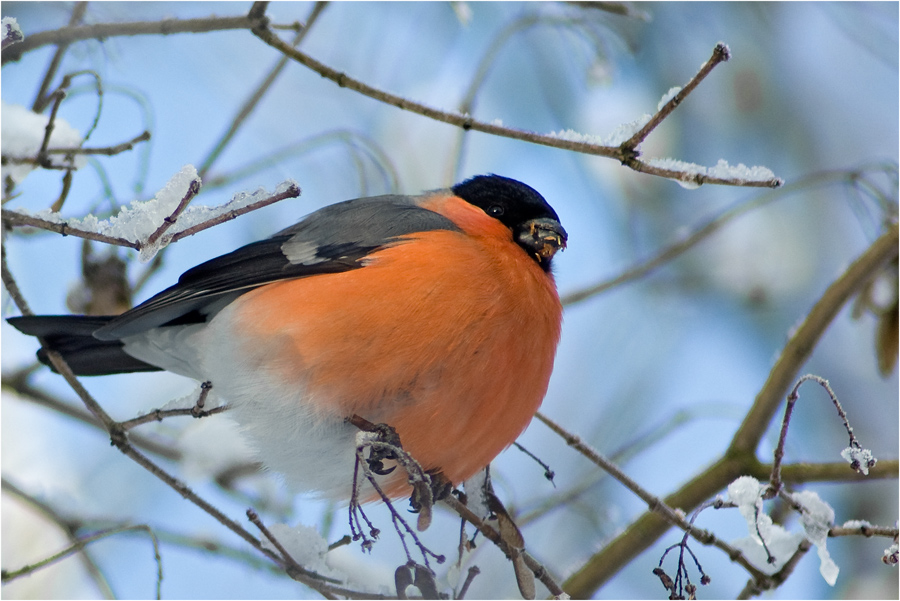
[561, 223, 899, 598]
[2, 15, 267, 65]
[730, 223, 899, 454]
[250, 23, 780, 188]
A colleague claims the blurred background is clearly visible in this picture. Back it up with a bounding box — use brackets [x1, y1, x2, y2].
[1, 2, 897, 599]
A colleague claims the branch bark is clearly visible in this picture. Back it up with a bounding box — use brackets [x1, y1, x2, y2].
[2, 15, 266, 64]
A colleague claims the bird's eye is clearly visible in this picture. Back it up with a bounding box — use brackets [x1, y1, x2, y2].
[487, 204, 505, 217]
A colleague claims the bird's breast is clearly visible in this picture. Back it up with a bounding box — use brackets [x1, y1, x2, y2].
[217, 228, 562, 497]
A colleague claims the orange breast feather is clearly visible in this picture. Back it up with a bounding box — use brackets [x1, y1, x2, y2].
[231, 195, 562, 496]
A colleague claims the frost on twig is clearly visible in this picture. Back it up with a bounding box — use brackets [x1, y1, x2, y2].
[884, 541, 899, 566]
[644, 158, 779, 190]
[1, 16, 24, 50]
[716, 374, 884, 589]
[2, 166, 301, 261]
[840, 445, 877, 476]
[768, 374, 877, 497]
[726, 477, 806, 573]
[727, 477, 839, 586]
[252, 20, 784, 189]
[790, 490, 839, 586]
[548, 44, 783, 190]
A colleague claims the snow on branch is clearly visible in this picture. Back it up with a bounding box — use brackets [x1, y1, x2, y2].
[250, 17, 783, 189]
[1, 101, 88, 188]
[1, 166, 301, 261]
[1, 16, 24, 50]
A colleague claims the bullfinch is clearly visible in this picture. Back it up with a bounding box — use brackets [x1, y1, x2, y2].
[8, 174, 567, 500]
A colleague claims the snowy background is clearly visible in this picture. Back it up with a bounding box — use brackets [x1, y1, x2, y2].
[2, 2, 897, 599]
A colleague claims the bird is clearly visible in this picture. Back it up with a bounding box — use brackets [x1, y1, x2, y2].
[8, 174, 567, 501]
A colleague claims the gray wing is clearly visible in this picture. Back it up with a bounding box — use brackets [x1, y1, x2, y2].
[94, 193, 459, 340]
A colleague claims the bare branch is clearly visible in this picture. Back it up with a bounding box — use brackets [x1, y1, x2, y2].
[32, 2, 89, 112]
[442, 494, 565, 598]
[562, 223, 899, 598]
[767, 374, 876, 497]
[1, 478, 115, 598]
[199, 2, 328, 180]
[2, 15, 268, 65]
[0, 523, 162, 599]
[730, 223, 899, 454]
[44, 130, 152, 156]
[829, 524, 899, 538]
[623, 43, 730, 149]
[251, 25, 781, 188]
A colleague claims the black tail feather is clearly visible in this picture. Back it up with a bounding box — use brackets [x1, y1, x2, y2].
[7, 315, 162, 376]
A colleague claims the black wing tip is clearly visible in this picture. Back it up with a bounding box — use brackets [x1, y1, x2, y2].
[7, 314, 114, 337]
[7, 314, 163, 376]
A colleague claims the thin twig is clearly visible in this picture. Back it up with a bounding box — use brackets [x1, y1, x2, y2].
[534, 412, 768, 580]
[1, 183, 300, 250]
[1, 478, 116, 599]
[43, 130, 152, 156]
[829, 524, 899, 538]
[457, 566, 481, 600]
[623, 43, 730, 150]
[118, 404, 228, 431]
[168, 183, 300, 243]
[37, 89, 67, 162]
[2, 15, 269, 64]
[32, 1, 89, 112]
[0, 372, 182, 461]
[145, 177, 201, 247]
[2, 209, 141, 249]
[250, 23, 781, 188]
[562, 224, 899, 598]
[443, 494, 564, 597]
[561, 168, 876, 307]
[768, 374, 875, 497]
[512, 441, 555, 485]
[1, 523, 163, 600]
[199, 2, 328, 180]
[1, 241, 33, 314]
